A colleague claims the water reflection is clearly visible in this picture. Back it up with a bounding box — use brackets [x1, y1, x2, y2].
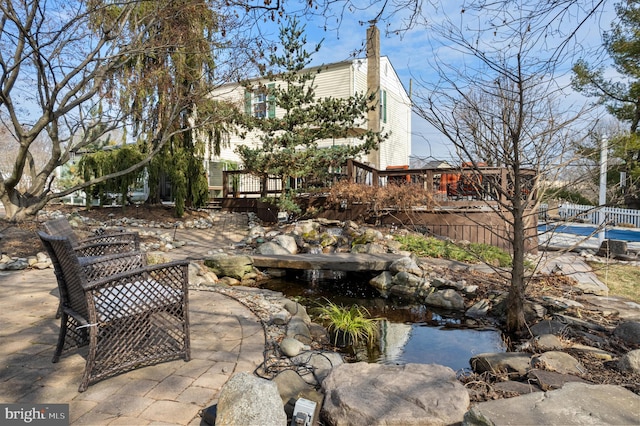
[261, 271, 506, 371]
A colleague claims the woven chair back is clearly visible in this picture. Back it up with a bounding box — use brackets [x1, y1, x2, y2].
[43, 218, 80, 246]
[37, 231, 89, 319]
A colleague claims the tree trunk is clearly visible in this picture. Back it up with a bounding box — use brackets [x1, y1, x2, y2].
[506, 205, 527, 333]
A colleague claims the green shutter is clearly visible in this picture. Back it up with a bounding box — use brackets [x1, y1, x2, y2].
[267, 83, 276, 118]
[380, 89, 387, 123]
[244, 90, 252, 115]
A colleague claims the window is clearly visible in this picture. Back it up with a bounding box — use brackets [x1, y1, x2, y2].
[379, 89, 387, 123]
[244, 83, 276, 118]
[208, 162, 223, 187]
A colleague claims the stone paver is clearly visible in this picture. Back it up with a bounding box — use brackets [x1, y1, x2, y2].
[0, 268, 265, 425]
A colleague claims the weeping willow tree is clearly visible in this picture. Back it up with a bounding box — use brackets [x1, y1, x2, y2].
[91, 0, 237, 216]
[78, 145, 146, 207]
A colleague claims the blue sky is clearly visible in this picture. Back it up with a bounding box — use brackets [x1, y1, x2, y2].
[257, 2, 618, 164]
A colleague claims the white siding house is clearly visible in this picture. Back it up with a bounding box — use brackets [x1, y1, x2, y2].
[206, 55, 411, 195]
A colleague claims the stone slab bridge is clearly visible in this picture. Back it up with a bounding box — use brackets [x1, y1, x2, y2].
[250, 253, 405, 272]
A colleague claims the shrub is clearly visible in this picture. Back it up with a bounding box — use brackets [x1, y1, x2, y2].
[317, 301, 380, 348]
[394, 234, 512, 267]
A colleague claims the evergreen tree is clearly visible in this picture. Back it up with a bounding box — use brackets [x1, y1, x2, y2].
[572, 0, 640, 208]
[235, 17, 386, 212]
[92, 0, 231, 216]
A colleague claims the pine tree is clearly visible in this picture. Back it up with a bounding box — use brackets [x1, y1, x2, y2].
[572, 0, 640, 208]
[235, 17, 386, 212]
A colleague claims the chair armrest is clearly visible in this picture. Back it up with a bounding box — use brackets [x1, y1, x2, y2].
[79, 252, 147, 282]
[85, 261, 189, 323]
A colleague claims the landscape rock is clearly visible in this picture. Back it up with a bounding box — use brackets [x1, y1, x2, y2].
[389, 257, 422, 276]
[369, 271, 394, 294]
[256, 241, 292, 255]
[215, 372, 287, 426]
[322, 362, 469, 426]
[286, 317, 312, 344]
[204, 254, 253, 280]
[464, 382, 640, 426]
[470, 352, 532, 378]
[391, 271, 424, 288]
[569, 343, 614, 361]
[614, 321, 640, 345]
[492, 380, 541, 395]
[618, 349, 640, 374]
[527, 369, 589, 391]
[530, 319, 568, 336]
[279, 337, 306, 357]
[532, 334, 565, 351]
[531, 351, 584, 375]
[282, 300, 312, 324]
[291, 351, 344, 384]
[273, 234, 298, 254]
[273, 368, 310, 404]
[425, 288, 465, 310]
[466, 299, 491, 318]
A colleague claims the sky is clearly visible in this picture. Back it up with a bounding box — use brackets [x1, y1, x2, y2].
[255, 1, 618, 164]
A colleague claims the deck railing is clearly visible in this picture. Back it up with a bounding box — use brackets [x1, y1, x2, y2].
[220, 159, 536, 204]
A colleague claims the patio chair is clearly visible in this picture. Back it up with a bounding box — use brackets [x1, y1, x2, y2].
[38, 231, 190, 392]
[43, 218, 140, 257]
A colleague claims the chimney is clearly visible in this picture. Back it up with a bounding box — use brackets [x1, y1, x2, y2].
[366, 23, 381, 169]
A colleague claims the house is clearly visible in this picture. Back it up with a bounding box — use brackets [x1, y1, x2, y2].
[206, 25, 412, 197]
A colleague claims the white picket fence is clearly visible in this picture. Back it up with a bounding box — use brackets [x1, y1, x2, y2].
[539, 203, 640, 227]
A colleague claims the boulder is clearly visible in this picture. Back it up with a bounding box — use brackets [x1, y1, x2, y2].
[531, 351, 583, 375]
[618, 349, 640, 374]
[569, 343, 614, 361]
[256, 241, 291, 255]
[470, 352, 532, 378]
[215, 372, 287, 426]
[530, 319, 567, 336]
[286, 317, 312, 344]
[283, 300, 312, 324]
[527, 369, 590, 391]
[279, 337, 307, 357]
[369, 271, 394, 294]
[273, 234, 298, 254]
[204, 254, 253, 280]
[614, 321, 640, 345]
[425, 289, 465, 310]
[466, 299, 491, 318]
[532, 334, 565, 351]
[464, 383, 640, 426]
[389, 257, 422, 276]
[291, 351, 344, 385]
[392, 271, 423, 288]
[322, 363, 469, 426]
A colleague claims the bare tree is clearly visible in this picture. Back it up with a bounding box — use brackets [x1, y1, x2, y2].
[0, 0, 264, 221]
[412, 11, 593, 333]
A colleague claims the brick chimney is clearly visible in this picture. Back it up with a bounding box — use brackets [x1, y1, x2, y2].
[366, 22, 381, 168]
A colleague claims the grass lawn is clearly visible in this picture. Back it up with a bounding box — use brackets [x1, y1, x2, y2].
[588, 261, 640, 303]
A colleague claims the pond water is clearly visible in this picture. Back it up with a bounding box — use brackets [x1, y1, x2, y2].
[261, 270, 506, 372]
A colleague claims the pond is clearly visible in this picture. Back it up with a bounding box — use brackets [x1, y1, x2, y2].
[261, 270, 506, 373]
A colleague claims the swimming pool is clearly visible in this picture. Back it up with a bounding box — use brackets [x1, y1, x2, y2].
[538, 223, 640, 242]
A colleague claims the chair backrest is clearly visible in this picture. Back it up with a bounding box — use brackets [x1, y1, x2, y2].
[43, 218, 80, 247]
[37, 231, 89, 319]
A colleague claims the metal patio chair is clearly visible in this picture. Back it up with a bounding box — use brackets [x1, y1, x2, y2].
[38, 231, 190, 392]
[43, 218, 140, 256]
